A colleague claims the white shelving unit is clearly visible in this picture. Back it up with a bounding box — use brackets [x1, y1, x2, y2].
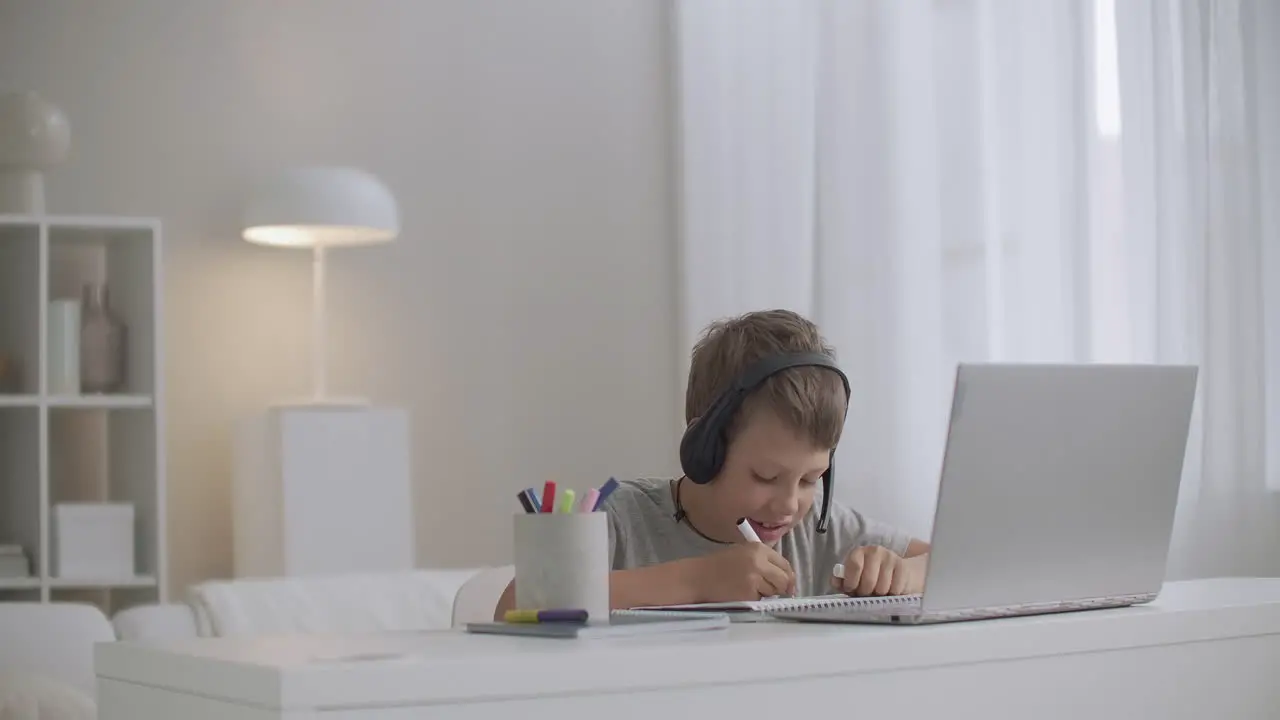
[0, 213, 165, 614]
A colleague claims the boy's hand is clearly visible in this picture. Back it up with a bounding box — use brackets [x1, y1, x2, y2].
[832, 546, 926, 596]
[688, 543, 796, 602]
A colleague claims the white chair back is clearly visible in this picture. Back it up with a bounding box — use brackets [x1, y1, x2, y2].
[451, 565, 514, 626]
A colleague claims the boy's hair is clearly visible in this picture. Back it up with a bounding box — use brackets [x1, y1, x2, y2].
[685, 309, 847, 450]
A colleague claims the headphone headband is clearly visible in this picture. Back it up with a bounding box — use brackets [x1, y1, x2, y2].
[732, 352, 850, 396]
[678, 351, 850, 533]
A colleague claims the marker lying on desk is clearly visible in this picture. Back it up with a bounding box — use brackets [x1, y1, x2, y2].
[590, 477, 619, 511]
[504, 608, 589, 624]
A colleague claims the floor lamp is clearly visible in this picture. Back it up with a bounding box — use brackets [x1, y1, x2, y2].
[232, 166, 414, 578]
[241, 166, 399, 405]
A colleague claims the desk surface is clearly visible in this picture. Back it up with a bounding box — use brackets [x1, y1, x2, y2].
[96, 577, 1280, 710]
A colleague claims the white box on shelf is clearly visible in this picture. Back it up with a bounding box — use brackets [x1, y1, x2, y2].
[52, 502, 135, 579]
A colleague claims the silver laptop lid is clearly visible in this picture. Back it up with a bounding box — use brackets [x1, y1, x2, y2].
[919, 363, 1198, 613]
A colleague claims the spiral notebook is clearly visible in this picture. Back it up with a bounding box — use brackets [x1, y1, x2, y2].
[619, 593, 923, 622]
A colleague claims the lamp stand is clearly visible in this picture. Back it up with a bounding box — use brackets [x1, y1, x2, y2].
[274, 244, 368, 408]
[312, 244, 328, 401]
[240, 242, 412, 580]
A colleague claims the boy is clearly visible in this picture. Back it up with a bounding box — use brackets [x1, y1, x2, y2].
[494, 309, 929, 617]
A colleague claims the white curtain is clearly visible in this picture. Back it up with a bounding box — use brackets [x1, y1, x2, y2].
[672, 0, 1279, 578]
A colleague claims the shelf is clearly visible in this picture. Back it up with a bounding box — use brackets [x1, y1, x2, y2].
[46, 215, 160, 233]
[0, 214, 159, 232]
[0, 222, 40, 396]
[46, 575, 156, 590]
[0, 214, 42, 226]
[0, 577, 40, 590]
[49, 406, 160, 583]
[0, 213, 165, 614]
[48, 222, 156, 397]
[0, 576, 154, 591]
[0, 407, 40, 583]
[0, 395, 39, 408]
[0, 395, 152, 409]
[46, 394, 153, 409]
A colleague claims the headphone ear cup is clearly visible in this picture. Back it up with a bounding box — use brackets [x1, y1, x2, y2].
[680, 392, 736, 484]
[695, 421, 726, 484]
[679, 419, 711, 483]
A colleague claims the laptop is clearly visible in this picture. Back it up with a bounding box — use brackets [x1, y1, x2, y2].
[771, 362, 1199, 626]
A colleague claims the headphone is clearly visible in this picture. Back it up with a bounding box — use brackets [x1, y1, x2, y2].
[678, 352, 851, 534]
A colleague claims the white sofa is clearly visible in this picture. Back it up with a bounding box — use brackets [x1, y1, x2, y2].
[0, 568, 514, 718]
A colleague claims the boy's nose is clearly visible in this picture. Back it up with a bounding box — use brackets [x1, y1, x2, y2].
[770, 489, 801, 518]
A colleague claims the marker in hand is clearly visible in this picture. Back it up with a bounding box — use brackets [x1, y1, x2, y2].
[736, 517, 790, 598]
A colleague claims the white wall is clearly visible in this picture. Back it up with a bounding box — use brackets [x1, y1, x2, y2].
[0, 0, 682, 593]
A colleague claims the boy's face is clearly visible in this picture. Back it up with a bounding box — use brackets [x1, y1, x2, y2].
[704, 407, 831, 545]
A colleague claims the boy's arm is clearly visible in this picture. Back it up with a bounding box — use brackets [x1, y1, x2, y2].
[491, 562, 699, 620]
[823, 503, 931, 595]
[814, 499, 930, 590]
[819, 499, 918, 560]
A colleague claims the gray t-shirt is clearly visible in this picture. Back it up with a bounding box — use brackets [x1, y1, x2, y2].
[600, 477, 913, 598]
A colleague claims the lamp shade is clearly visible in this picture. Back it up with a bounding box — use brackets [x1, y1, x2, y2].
[242, 166, 399, 248]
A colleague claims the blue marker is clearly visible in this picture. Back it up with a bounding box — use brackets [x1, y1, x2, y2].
[520, 487, 542, 513]
[591, 477, 620, 511]
[516, 489, 537, 514]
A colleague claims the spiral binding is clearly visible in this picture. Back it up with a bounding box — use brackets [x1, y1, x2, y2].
[614, 593, 922, 617]
[610, 609, 729, 618]
[753, 593, 921, 612]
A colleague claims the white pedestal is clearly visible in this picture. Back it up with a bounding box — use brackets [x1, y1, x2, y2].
[232, 405, 414, 578]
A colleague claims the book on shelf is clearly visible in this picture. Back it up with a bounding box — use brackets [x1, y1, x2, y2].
[0, 544, 31, 578]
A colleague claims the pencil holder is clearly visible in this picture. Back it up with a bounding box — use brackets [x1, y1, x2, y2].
[513, 511, 610, 623]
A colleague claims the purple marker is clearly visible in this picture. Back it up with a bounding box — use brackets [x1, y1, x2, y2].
[537, 609, 589, 623]
[591, 477, 620, 511]
[504, 608, 589, 623]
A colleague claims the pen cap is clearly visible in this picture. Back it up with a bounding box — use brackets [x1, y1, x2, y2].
[512, 511, 610, 623]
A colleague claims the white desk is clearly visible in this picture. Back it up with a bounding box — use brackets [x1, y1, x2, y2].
[96, 578, 1280, 719]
